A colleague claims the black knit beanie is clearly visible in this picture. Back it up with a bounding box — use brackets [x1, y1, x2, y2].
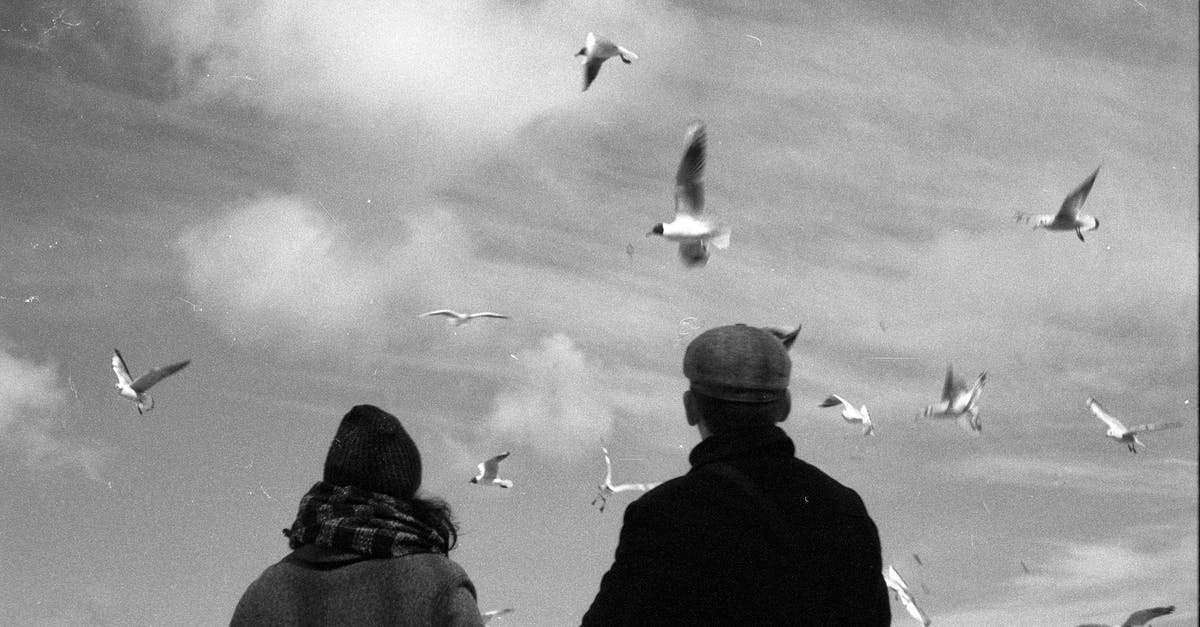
[323, 405, 422, 500]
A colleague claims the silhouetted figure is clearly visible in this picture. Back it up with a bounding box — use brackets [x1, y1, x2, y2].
[232, 405, 483, 626]
[582, 324, 890, 626]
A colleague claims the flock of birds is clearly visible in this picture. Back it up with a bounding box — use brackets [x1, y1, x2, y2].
[466, 447, 658, 516]
[92, 31, 1187, 626]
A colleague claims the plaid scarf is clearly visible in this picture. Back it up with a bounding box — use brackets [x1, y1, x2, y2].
[283, 481, 449, 558]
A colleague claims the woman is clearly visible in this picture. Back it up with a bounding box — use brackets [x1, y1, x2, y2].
[231, 404, 483, 626]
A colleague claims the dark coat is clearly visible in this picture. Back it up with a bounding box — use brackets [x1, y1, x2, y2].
[581, 426, 890, 626]
[231, 545, 483, 627]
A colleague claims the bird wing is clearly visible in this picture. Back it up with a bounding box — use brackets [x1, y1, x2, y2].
[964, 372, 987, 407]
[884, 565, 910, 593]
[1128, 421, 1183, 434]
[1087, 398, 1128, 433]
[482, 451, 510, 479]
[819, 394, 851, 410]
[674, 121, 706, 216]
[130, 359, 190, 393]
[940, 365, 959, 402]
[582, 57, 604, 91]
[899, 593, 932, 626]
[421, 310, 462, 318]
[600, 447, 614, 488]
[764, 324, 801, 348]
[481, 608, 514, 624]
[591, 34, 618, 55]
[1121, 605, 1175, 627]
[467, 312, 509, 320]
[1055, 167, 1099, 222]
[112, 350, 134, 387]
[678, 240, 709, 267]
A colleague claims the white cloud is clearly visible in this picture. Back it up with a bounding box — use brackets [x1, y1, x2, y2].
[136, 0, 698, 147]
[177, 196, 480, 348]
[0, 345, 110, 480]
[484, 334, 614, 462]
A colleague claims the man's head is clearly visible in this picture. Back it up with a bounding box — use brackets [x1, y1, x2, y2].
[323, 404, 422, 500]
[682, 324, 795, 435]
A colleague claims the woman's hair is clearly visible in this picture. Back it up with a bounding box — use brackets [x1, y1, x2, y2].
[410, 492, 459, 553]
[689, 389, 790, 434]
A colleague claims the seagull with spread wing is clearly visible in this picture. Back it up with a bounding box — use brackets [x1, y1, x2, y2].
[921, 365, 986, 434]
[111, 349, 190, 414]
[1015, 167, 1102, 242]
[1075, 604, 1175, 627]
[1087, 398, 1182, 453]
[420, 310, 510, 326]
[576, 32, 637, 91]
[883, 564, 932, 626]
[469, 452, 513, 488]
[819, 394, 875, 436]
[646, 121, 731, 267]
[591, 448, 658, 512]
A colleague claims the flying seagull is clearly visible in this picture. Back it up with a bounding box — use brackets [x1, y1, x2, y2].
[420, 310, 510, 326]
[819, 394, 875, 436]
[762, 323, 801, 349]
[111, 349, 190, 414]
[592, 447, 657, 512]
[481, 608, 515, 624]
[576, 32, 637, 91]
[921, 365, 986, 434]
[647, 120, 731, 267]
[1075, 605, 1175, 627]
[1086, 397, 1182, 453]
[883, 564, 932, 626]
[469, 452, 513, 488]
[1015, 167, 1101, 242]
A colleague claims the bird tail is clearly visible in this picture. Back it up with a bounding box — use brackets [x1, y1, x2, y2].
[708, 226, 731, 250]
[618, 47, 638, 62]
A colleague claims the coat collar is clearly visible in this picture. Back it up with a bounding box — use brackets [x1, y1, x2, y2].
[687, 425, 795, 468]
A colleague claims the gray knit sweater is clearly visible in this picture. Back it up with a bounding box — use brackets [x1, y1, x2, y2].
[231, 545, 484, 626]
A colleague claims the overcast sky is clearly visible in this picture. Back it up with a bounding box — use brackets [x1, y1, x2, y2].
[1, 1, 1196, 625]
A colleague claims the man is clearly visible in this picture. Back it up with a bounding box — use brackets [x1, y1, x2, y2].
[582, 324, 890, 625]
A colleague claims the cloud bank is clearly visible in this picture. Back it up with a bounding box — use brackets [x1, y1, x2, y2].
[0, 344, 109, 480]
[177, 195, 479, 348]
[484, 333, 614, 462]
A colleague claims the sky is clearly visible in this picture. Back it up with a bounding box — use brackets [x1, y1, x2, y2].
[0, 0, 1196, 625]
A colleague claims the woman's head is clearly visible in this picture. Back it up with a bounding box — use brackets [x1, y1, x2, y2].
[323, 404, 422, 500]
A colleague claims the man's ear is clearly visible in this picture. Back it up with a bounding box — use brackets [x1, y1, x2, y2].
[775, 390, 792, 423]
[683, 390, 700, 427]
